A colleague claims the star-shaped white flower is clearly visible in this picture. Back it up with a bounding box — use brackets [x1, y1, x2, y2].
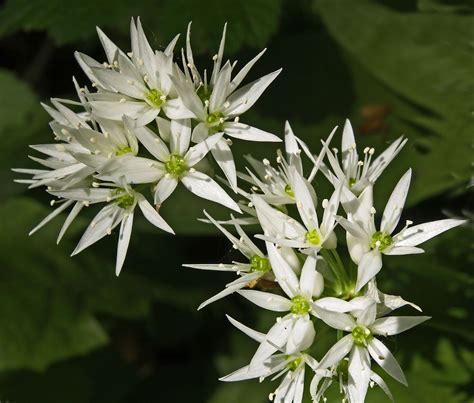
[170, 23, 282, 190]
[315, 297, 430, 402]
[337, 169, 466, 291]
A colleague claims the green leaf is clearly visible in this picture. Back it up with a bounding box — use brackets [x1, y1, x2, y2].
[315, 0, 472, 203]
[157, 0, 283, 54]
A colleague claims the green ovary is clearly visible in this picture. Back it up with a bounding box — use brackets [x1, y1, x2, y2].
[286, 356, 302, 371]
[284, 184, 294, 198]
[291, 295, 310, 315]
[115, 146, 132, 156]
[370, 231, 393, 251]
[113, 189, 135, 209]
[165, 154, 187, 177]
[305, 229, 320, 245]
[249, 255, 271, 273]
[351, 325, 372, 347]
[348, 177, 356, 188]
[206, 111, 225, 132]
[146, 88, 164, 107]
[197, 86, 212, 103]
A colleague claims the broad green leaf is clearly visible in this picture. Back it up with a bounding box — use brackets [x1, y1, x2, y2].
[315, 0, 472, 203]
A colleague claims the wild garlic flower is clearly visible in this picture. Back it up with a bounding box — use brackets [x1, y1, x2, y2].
[238, 242, 353, 364]
[337, 169, 466, 291]
[253, 170, 341, 254]
[315, 297, 430, 402]
[322, 119, 406, 203]
[171, 23, 282, 189]
[237, 121, 330, 206]
[76, 18, 192, 125]
[221, 315, 319, 403]
[52, 182, 173, 275]
[184, 211, 276, 310]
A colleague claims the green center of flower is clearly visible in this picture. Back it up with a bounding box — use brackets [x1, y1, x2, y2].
[206, 111, 225, 132]
[351, 325, 372, 347]
[286, 356, 302, 371]
[291, 295, 311, 315]
[113, 189, 135, 209]
[370, 231, 393, 251]
[165, 154, 187, 177]
[348, 177, 356, 188]
[249, 255, 271, 273]
[115, 146, 133, 156]
[146, 88, 164, 108]
[305, 229, 321, 245]
[284, 184, 294, 198]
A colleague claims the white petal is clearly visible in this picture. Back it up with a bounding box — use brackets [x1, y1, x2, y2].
[317, 335, 354, 370]
[91, 67, 146, 98]
[198, 282, 247, 310]
[370, 316, 430, 336]
[136, 194, 174, 234]
[368, 338, 407, 385]
[266, 242, 300, 298]
[356, 250, 383, 292]
[182, 263, 237, 272]
[341, 119, 356, 156]
[395, 218, 466, 247]
[286, 316, 315, 354]
[249, 316, 293, 367]
[230, 48, 266, 90]
[154, 175, 179, 204]
[97, 156, 165, 184]
[223, 69, 282, 116]
[29, 199, 74, 236]
[211, 138, 237, 190]
[292, 169, 318, 230]
[89, 100, 149, 121]
[181, 171, 241, 212]
[185, 133, 223, 166]
[115, 212, 134, 276]
[368, 137, 407, 183]
[226, 315, 266, 343]
[223, 122, 281, 142]
[238, 289, 291, 312]
[299, 255, 318, 297]
[170, 118, 191, 155]
[72, 204, 124, 255]
[130, 121, 170, 161]
[384, 246, 424, 255]
[320, 185, 342, 238]
[381, 169, 411, 234]
[209, 62, 232, 111]
[347, 346, 371, 403]
[313, 297, 353, 313]
[57, 201, 83, 243]
[370, 371, 394, 402]
[313, 308, 356, 331]
[191, 122, 209, 142]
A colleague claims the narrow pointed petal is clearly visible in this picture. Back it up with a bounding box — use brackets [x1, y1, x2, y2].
[115, 212, 134, 276]
[396, 218, 466, 247]
[299, 255, 318, 297]
[230, 48, 266, 90]
[181, 171, 241, 212]
[170, 119, 191, 155]
[356, 251, 383, 292]
[370, 372, 394, 402]
[226, 315, 266, 343]
[286, 316, 316, 354]
[312, 297, 353, 313]
[381, 169, 411, 234]
[266, 242, 299, 298]
[209, 62, 232, 111]
[136, 194, 174, 234]
[371, 316, 431, 336]
[185, 133, 223, 166]
[224, 122, 281, 142]
[154, 175, 179, 204]
[130, 120, 170, 161]
[347, 346, 371, 403]
[29, 200, 74, 236]
[384, 246, 424, 255]
[292, 169, 318, 230]
[183, 263, 237, 272]
[238, 289, 291, 312]
[211, 138, 237, 190]
[317, 335, 354, 370]
[57, 201, 83, 243]
[368, 338, 407, 385]
[313, 307, 356, 331]
[198, 283, 246, 310]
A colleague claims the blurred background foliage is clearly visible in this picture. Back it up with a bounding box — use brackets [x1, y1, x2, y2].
[0, 0, 473, 401]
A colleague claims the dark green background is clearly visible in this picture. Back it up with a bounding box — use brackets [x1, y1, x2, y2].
[0, 0, 472, 402]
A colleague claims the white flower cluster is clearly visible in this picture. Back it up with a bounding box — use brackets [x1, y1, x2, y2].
[187, 120, 465, 402]
[14, 19, 281, 275]
[15, 18, 465, 402]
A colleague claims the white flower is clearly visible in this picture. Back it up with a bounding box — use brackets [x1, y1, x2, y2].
[315, 297, 430, 402]
[321, 119, 406, 211]
[237, 121, 331, 205]
[220, 315, 319, 403]
[253, 169, 342, 254]
[76, 18, 193, 125]
[99, 117, 241, 212]
[238, 242, 352, 364]
[51, 183, 173, 275]
[184, 211, 276, 309]
[171, 23, 282, 189]
[337, 169, 466, 291]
